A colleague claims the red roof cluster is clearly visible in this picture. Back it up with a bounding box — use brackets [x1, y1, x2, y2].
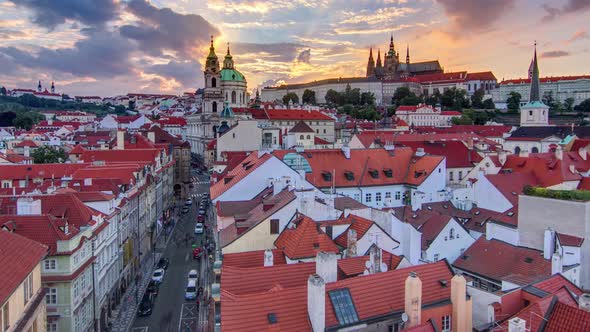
[501, 75, 590, 85]
[249, 108, 334, 121]
[275, 215, 339, 259]
[210, 152, 272, 200]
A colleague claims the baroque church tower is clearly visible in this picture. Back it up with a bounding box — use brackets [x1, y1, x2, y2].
[203, 36, 223, 114]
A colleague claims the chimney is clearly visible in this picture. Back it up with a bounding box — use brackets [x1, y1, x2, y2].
[116, 130, 125, 150]
[467, 136, 474, 150]
[498, 150, 507, 166]
[147, 131, 156, 143]
[551, 252, 563, 275]
[579, 294, 590, 312]
[451, 274, 472, 332]
[341, 145, 351, 159]
[346, 229, 357, 257]
[404, 272, 422, 328]
[316, 251, 337, 283]
[555, 145, 563, 160]
[569, 164, 576, 174]
[24, 145, 30, 157]
[519, 149, 529, 158]
[369, 246, 383, 273]
[508, 317, 526, 332]
[543, 228, 555, 260]
[415, 147, 425, 157]
[264, 249, 274, 267]
[16, 197, 41, 215]
[307, 274, 325, 332]
[579, 147, 587, 161]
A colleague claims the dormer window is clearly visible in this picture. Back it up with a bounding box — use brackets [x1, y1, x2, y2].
[368, 169, 378, 179]
[322, 171, 332, 181]
[383, 168, 393, 177]
[344, 171, 354, 181]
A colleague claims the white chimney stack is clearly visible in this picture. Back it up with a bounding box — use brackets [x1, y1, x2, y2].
[346, 229, 357, 258]
[551, 253, 563, 275]
[508, 317, 526, 332]
[451, 274, 472, 332]
[404, 272, 422, 328]
[316, 251, 337, 283]
[264, 249, 274, 267]
[579, 147, 587, 161]
[543, 228, 555, 260]
[498, 150, 507, 166]
[341, 145, 351, 159]
[116, 130, 125, 150]
[147, 131, 156, 143]
[307, 274, 325, 332]
[555, 145, 563, 160]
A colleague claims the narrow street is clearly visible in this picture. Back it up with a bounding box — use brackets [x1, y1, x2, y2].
[131, 171, 211, 332]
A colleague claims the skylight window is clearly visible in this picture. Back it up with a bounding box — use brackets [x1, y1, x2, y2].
[329, 289, 359, 326]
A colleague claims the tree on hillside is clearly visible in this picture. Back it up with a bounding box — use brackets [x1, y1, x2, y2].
[392, 86, 422, 107]
[0, 86, 6, 96]
[564, 97, 575, 112]
[325, 89, 341, 105]
[424, 91, 441, 107]
[13, 115, 34, 130]
[343, 84, 361, 105]
[302, 89, 316, 105]
[31, 146, 67, 164]
[506, 92, 521, 112]
[574, 98, 590, 113]
[471, 88, 485, 108]
[128, 100, 136, 111]
[441, 87, 469, 110]
[282, 92, 299, 105]
[0, 111, 16, 127]
[482, 98, 495, 110]
[360, 92, 375, 106]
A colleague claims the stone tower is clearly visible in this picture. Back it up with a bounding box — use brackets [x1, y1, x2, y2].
[520, 42, 549, 127]
[383, 34, 400, 80]
[203, 36, 223, 114]
[366, 48, 375, 77]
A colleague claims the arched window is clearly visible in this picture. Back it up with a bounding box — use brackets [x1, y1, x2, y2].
[211, 77, 217, 88]
[225, 92, 228, 101]
[300, 135, 304, 139]
[450, 228, 455, 239]
[514, 146, 521, 154]
[231, 91, 236, 104]
[212, 101, 217, 113]
[532, 147, 539, 153]
[307, 135, 311, 139]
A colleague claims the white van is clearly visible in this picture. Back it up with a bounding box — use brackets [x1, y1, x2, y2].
[185, 280, 197, 300]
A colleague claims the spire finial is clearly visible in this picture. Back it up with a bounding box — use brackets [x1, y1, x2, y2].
[210, 35, 214, 47]
[227, 42, 231, 55]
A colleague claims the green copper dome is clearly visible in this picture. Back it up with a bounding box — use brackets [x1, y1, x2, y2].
[220, 68, 246, 82]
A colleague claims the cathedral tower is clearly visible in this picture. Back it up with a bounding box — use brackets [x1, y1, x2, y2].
[203, 36, 223, 114]
[366, 48, 375, 77]
[520, 42, 549, 127]
[383, 34, 400, 80]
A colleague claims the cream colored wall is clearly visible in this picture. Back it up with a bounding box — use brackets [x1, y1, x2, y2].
[222, 218, 278, 254]
[2, 262, 46, 332]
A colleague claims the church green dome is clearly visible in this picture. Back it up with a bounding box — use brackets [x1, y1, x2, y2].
[220, 68, 246, 82]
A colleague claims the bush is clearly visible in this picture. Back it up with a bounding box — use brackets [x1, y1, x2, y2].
[523, 186, 590, 201]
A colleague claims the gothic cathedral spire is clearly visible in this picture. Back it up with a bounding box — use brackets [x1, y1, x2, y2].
[366, 47, 375, 77]
[376, 49, 382, 68]
[406, 44, 410, 65]
[529, 41, 540, 102]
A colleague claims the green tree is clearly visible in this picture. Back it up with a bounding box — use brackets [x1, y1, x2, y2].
[31, 146, 67, 164]
[340, 104, 354, 115]
[344, 85, 361, 105]
[0, 86, 6, 96]
[506, 92, 522, 113]
[282, 92, 299, 105]
[0, 111, 16, 126]
[424, 91, 440, 107]
[482, 98, 495, 110]
[360, 92, 375, 106]
[400, 94, 421, 106]
[114, 105, 127, 114]
[575, 98, 590, 113]
[471, 88, 485, 108]
[128, 100, 136, 111]
[302, 89, 316, 105]
[564, 97, 575, 112]
[392, 87, 411, 105]
[325, 89, 341, 105]
[441, 88, 469, 110]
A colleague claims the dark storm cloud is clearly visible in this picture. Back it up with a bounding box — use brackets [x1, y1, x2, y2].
[9, 0, 119, 30]
[436, 0, 515, 32]
[120, 0, 218, 57]
[145, 60, 202, 86]
[543, 0, 590, 21]
[297, 49, 311, 63]
[230, 42, 306, 62]
[541, 50, 570, 58]
[0, 30, 134, 78]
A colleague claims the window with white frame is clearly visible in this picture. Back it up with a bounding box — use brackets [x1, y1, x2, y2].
[449, 228, 455, 239]
[375, 192, 382, 202]
[365, 193, 372, 203]
[385, 192, 391, 199]
[395, 191, 401, 200]
[433, 254, 439, 261]
[23, 273, 33, 303]
[353, 193, 360, 201]
[44, 259, 57, 271]
[441, 315, 451, 331]
[46, 288, 57, 304]
[47, 322, 58, 332]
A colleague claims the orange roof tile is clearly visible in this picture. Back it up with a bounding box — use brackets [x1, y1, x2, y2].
[274, 215, 339, 259]
[210, 152, 272, 200]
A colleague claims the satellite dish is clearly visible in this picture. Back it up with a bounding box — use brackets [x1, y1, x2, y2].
[380, 263, 388, 272]
[401, 313, 409, 322]
[365, 260, 372, 269]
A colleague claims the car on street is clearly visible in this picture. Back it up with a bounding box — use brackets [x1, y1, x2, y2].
[181, 206, 189, 214]
[202, 193, 209, 199]
[198, 208, 206, 215]
[151, 269, 165, 284]
[193, 247, 203, 259]
[185, 279, 197, 300]
[188, 269, 199, 282]
[156, 258, 169, 270]
[185, 199, 193, 206]
[194, 223, 204, 234]
[137, 292, 154, 316]
[197, 214, 205, 222]
[146, 280, 159, 297]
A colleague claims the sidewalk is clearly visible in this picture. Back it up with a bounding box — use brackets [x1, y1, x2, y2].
[110, 222, 173, 332]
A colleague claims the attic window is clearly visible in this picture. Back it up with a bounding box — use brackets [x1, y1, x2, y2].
[414, 170, 426, 178]
[511, 191, 517, 195]
[462, 254, 470, 260]
[368, 169, 379, 179]
[313, 242, 320, 249]
[322, 171, 332, 181]
[267, 313, 277, 324]
[507, 212, 514, 217]
[344, 171, 355, 181]
[329, 289, 359, 326]
[245, 164, 253, 171]
[443, 205, 448, 209]
[474, 211, 481, 215]
[306, 152, 313, 158]
[524, 257, 534, 263]
[439, 280, 448, 288]
[412, 214, 417, 219]
[224, 176, 234, 184]
[427, 206, 432, 210]
[383, 168, 393, 177]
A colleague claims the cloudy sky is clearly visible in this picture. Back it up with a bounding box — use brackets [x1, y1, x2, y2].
[0, 0, 588, 97]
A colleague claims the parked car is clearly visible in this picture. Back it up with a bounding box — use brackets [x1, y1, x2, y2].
[198, 208, 206, 215]
[182, 206, 189, 214]
[202, 193, 209, 199]
[146, 280, 159, 297]
[185, 199, 193, 206]
[193, 247, 203, 259]
[194, 223, 204, 234]
[188, 269, 199, 282]
[197, 215, 205, 222]
[156, 258, 169, 270]
[151, 269, 165, 283]
[137, 293, 154, 316]
[185, 279, 197, 300]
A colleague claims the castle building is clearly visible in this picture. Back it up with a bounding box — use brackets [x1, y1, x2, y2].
[187, 37, 248, 156]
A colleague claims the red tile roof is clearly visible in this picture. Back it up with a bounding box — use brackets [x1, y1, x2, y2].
[337, 250, 403, 277]
[0, 215, 79, 255]
[485, 172, 538, 206]
[289, 121, 315, 133]
[333, 214, 375, 247]
[530, 274, 584, 298]
[556, 232, 584, 247]
[500, 152, 590, 187]
[466, 71, 497, 81]
[414, 125, 511, 137]
[392, 206, 454, 250]
[36, 193, 97, 228]
[570, 138, 590, 152]
[221, 263, 315, 296]
[398, 140, 482, 168]
[80, 148, 160, 164]
[210, 152, 272, 200]
[14, 140, 39, 148]
[453, 237, 550, 285]
[222, 249, 287, 268]
[544, 299, 590, 331]
[250, 108, 334, 121]
[501, 75, 590, 85]
[0, 230, 48, 305]
[314, 136, 331, 145]
[274, 215, 339, 259]
[493, 295, 554, 332]
[69, 144, 86, 154]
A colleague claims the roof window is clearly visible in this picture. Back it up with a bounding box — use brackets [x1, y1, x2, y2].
[368, 169, 379, 179]
[329, 289, 359, 326]
[524, 257, 534, 263]
[344, 171, 354, 181]
[321, 171, 332, 181]
[267, 313, 277, 324]
[383, 168, 393, 177]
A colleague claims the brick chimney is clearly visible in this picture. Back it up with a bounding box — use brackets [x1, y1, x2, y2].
[307, 274, 325, 332]
[346, 229, 357, 257]
[116, 130, 125, 150]
[264, 249, 274, 267]
[316, 251, 337, 283]
[404, 272, 422, 328]
[451, 274, 472, 332]
[508, 317, 526, 332]
[369, 245, 383, 273]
